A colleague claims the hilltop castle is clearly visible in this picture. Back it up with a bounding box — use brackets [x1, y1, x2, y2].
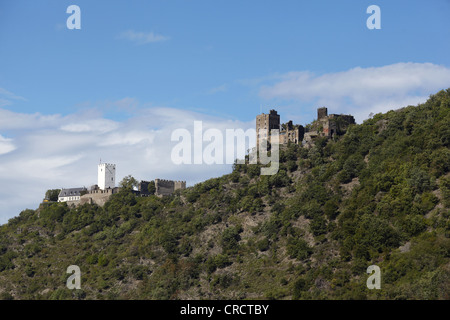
[56, 162, 186, 207]
[256, 107, 355, 149]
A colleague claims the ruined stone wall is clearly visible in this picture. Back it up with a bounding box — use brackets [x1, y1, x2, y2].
[326, 114, 355, 137]
[280, 125, 304, 145]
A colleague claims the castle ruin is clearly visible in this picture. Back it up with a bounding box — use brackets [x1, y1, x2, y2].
[257, 107, 355, 149]
[316, 107, 355, 139]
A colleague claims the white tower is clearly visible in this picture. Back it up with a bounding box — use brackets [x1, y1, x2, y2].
[98, 163, 116, 190]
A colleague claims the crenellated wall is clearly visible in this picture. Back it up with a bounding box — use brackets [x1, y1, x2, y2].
[155, 179, 186, 196]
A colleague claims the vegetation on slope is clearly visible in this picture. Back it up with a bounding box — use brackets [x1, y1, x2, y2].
[0, 89, 449, 300]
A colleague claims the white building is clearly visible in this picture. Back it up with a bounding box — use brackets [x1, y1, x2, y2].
[58, 187, 87, 202]
[98, 163, 116, 190]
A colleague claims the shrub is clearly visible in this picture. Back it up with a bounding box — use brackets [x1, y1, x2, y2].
[256, 238, 270, 252]
[402, 214, 427, 237]
[310, 215, 328, 236]
[292, 278, 309, 300]
[221, 226, 242, 254]
[324, 199, 339, 220]
[286, 237, 313, 260]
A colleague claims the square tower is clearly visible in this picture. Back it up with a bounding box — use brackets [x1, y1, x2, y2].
[317, 107, 328, 120]
[98, 163, 116, 190]
[256, 109, 280, 150]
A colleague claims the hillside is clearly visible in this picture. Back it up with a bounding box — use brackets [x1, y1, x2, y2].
[0, 89, 449, 300]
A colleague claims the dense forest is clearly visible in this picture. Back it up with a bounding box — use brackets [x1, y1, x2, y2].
[0, 89, 449, 300]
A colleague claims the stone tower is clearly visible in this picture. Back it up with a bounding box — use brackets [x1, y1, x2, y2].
[98, 163, 116, 190]
[317, 107, 328, 120]
[256, 109, 280, 149]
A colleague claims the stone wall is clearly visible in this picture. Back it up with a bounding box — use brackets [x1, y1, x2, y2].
[155, 179, 186, 196]
[79, 187, 120, 207]
[174, 181, 186, 191]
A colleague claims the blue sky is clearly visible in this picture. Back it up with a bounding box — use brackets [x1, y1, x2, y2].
[1, 0, 450, 223]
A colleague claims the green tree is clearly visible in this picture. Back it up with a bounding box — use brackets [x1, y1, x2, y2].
[119, 175, 139, 190]
[147, 180, 156, 194]
[45, 189, 60, 201]
[221, 226, 242, 254]
[286, 237, 313, 260]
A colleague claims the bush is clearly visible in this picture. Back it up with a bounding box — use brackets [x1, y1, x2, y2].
[324, 199, 339, 220]
[206, 254, 232, 274]
[310, 215, 328, 236]
[402, 214, 427, 237]
[286, 160, 298, 172]
[256, 238, 270, 252]
[408, 168, 432, 193]
[286, 237, 313, 260]
[354, 214, 401, 252]
[440, 177, 450, 208]
[221, 226, 242, 254]
[292, 278, 309, 299]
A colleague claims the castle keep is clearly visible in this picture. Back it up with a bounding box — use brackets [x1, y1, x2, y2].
[256, 110, 305, 150]
[256, 109, 281, 148]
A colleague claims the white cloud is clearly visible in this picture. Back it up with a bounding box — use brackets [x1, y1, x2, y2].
[0, 104, 253, 225]
[259, 62, 450, 123]
[0, 135, 16, 155]
[0, 87, 26, 107]
[118, 30, 170, 45]
[60, 118, 119, 133]
[207, 84, 228, 95]
[0, 109, 61, 130]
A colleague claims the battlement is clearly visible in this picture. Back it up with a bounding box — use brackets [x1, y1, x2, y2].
[155, 178, 186, 184]
[155, 178, 186, 196]
[88, 187, 119, 195]
[98, 163, 116, 190]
